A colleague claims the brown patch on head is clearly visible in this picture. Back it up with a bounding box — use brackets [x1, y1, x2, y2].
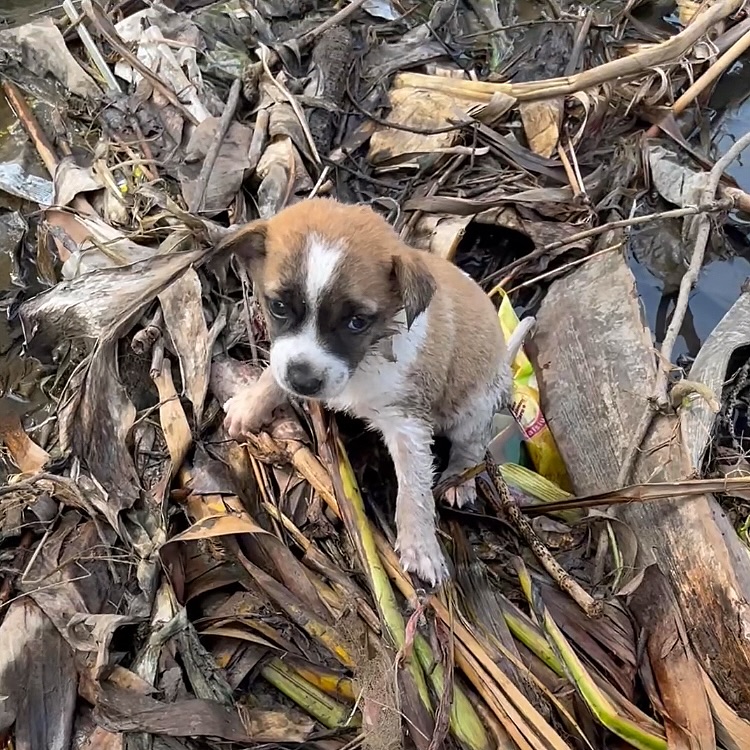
[228, 196, 436, 320]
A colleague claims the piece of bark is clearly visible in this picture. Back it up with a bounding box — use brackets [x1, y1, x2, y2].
[529, 233, 750, 714]
[629, 566, 715, 749]
[307, 25, 354, 156]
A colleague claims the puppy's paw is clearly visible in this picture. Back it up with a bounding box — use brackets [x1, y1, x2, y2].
[397, 533, 449, 587]
[223, 384, 282, 439]
[443, 479, 477, 509]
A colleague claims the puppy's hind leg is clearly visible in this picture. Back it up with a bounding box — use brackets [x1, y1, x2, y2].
[440, 414, 494, 508]
[439, 369, 510, 508]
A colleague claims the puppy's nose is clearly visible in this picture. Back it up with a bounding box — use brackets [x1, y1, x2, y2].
[286, 361, 324, 396]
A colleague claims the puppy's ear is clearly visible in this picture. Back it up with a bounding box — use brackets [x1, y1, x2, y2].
[391, 251, 437, 329]
[217, 220, 268, 273]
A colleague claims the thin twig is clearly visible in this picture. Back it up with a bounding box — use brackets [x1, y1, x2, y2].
[505, 242, 624, 294]
[258, 45, 322, 167]
[486, 200, 730, 284]
[646, 28, 750, 138]
[482, 451, 602, 619]
[458, 18, 583, 40]
[299, 0, 371, 46]
[617, 130, 750, 487]
[2, 81, 59, 175]
[192, 78, 242, 213]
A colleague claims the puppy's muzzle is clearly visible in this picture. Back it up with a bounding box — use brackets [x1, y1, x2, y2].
[285, 360, 325, 397]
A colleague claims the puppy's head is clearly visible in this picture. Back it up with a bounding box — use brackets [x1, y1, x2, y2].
[220, 198, 436, 400]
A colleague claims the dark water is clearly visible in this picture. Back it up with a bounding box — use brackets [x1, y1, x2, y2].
[629, 51, 750, 363]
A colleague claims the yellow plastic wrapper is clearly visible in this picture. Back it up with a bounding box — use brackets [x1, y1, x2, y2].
[496, 290, 572, 492]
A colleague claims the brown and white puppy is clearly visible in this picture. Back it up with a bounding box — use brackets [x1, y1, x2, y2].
[221, 198, 533, 586]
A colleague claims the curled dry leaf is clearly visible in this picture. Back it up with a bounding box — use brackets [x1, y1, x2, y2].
[648, 144, 706, 208]
[408, 213, 473, 261]
[0, 414, 50, 473]
[0, 18, 101, 98]
[53, 157, 103, 209]
[180, 118, 253, 214]
[158, 268, 211, 423]
[519, 100, 563, 159]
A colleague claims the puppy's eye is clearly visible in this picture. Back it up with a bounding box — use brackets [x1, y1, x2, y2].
[268, 299, 288, 319]
[347, 315, 370, 333]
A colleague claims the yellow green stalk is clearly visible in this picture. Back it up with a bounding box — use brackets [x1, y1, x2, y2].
[517, 563, 666, 750]
[337, 441, 490, 750]
[262, 657, 358, 729]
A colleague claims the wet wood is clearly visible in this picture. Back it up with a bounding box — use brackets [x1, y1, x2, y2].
[529, 232, 750, 714]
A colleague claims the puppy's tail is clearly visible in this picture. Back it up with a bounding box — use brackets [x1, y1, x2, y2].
[505, 316, 536, 363]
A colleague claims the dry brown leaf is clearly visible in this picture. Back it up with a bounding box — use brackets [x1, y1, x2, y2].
[172, 491, 330, 621]
[0, 18, 101, 98]
[158, 267, 211, 422]
[152, 359, 192, 476]
[53, 156, 103, 208]
[519, 100, 562, 158]
[702, 668, 750, 750]
[368, 87, 470, 167]
[408, 214, 473, 261]
[0, 414, 50, 473]
[93, 682, 313, 742]
[180, 119, 252, 214]
[0, 598, 77, 748]
[630, 567, 715, 749]
[255, 136, 313, 217]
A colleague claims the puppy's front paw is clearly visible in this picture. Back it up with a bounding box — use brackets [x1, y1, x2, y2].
[223, 384, 282, 439]
[442, 478, 477, 509]
[397, 533, 449, 587]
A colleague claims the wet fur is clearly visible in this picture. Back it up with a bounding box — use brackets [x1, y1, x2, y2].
[221, 198, 527, 586]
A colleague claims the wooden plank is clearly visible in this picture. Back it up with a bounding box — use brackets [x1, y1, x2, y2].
[528, 233, 750, 712]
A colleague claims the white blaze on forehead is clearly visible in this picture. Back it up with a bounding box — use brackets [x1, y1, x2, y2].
[269, 234, 349, 400]
[305, 234, 344, 307]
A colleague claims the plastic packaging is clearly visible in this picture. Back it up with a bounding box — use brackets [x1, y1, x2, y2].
[496, 290, 572, 492]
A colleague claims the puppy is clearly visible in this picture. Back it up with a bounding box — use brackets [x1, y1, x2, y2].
[221, 198, 533, 586]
